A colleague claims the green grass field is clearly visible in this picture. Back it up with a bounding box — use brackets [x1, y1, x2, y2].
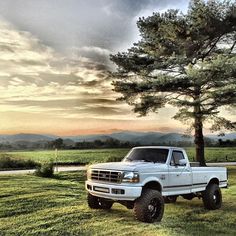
[0, 167, 236, 235]
[0, 147, 236, 167]
[1, 149, 129, 165]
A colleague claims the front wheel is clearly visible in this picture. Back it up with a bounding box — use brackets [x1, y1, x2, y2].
[87, 193, 113, 209]
[202, 184, 222, 210]
[134, 189, 164, 223]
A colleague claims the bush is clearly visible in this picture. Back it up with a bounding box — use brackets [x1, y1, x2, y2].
[35, 162, 54, 178]
[0, 154, 39, 170]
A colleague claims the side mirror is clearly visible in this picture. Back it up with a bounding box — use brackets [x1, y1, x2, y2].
[179, 159, 187, 166]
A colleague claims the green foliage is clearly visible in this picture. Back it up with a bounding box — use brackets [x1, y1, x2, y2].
[0, 168, 236, 235]
[74, 138, 138, 149]
[111, 0, 236, 128]
[0, 154, 39, 170]
[35, 162, 54, 178]
[51, 138, 64, 149]
[111, 0, 236, 164]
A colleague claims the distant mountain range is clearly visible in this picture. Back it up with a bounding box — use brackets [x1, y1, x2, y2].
[64, 131, 194, 144]
[1, 131, 236, 145]
[0, 133, 56, 143]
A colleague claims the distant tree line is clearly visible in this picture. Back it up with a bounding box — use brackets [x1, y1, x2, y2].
[0, 137, 236, 151]
[48, 138, 141, 150]
[46, 138, 198, 150]
[218, 139, 236, 147]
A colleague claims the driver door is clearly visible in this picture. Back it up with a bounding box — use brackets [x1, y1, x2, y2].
[167, 150, 192, 194]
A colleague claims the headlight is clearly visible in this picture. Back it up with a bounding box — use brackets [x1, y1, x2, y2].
[122, 171, 139, 183]
[87, 168, 92, 180]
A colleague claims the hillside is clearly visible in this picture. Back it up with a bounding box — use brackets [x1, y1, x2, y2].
[0, 131, 236, 150]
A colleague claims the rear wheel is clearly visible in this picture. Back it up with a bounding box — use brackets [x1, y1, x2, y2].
[87, 193, 113, 209]
[164, 196, 177, 203]
[134, 189, 164, 223]
[202, 184, 222, 210]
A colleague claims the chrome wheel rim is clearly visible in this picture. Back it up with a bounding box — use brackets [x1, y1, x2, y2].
[213, 189, 220, 206]
[148, 198, 159, 218]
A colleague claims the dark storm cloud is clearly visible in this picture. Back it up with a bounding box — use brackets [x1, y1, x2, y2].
[106, 0, 158, 16]
[0, 44, 15, 53]
[1, 71, 108, 90]
[37, 73, 83, 86]
[0, 0, 187, 54]
[2, 98, 120, 108]
[77, 46, 111, 66]
[17, 59, 47, 67]
[80, 61, 108, 71]
[77, 106, 126, 116]
[82, 80, 102, 87]
[0, 99, 80, 108]
[1, 97, 125, 116]
[6, 73, 83, 87]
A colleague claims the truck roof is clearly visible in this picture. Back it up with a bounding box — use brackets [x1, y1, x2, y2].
[132, 146, 184, 151]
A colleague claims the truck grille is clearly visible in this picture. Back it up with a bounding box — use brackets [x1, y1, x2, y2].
[91, 170, 122, 183]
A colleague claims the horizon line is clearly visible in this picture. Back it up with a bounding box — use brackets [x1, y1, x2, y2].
[0, 130, 233, 137]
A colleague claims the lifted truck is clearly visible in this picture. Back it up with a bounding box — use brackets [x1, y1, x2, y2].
[85, 146, 228, 223]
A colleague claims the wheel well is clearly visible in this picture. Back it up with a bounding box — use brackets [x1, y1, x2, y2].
[143, 181, 162, 193]
[208, 178, 219, 186]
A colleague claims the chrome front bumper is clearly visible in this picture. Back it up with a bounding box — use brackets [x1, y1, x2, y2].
[85, 180, 142, 201]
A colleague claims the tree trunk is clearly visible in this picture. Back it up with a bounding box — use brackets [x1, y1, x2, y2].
[194, 115, 206, 166]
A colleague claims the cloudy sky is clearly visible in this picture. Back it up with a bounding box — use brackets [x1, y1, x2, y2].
[1, 0, 230, 136]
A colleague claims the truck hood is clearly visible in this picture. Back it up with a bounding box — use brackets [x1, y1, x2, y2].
[89, 161, 166, 172]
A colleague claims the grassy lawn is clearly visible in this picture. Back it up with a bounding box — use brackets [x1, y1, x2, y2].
[1, 149, 129, 165]
[0, 167, 236, 236]
[0, 147, 236, 167]
[185, 147, 236, 162]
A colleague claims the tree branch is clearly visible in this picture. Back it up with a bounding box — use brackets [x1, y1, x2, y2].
[230, 40, 236, 54]
[201, 35, 223, 60]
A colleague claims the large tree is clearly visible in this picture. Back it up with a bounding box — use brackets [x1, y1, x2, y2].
[110, 0, 236, 166]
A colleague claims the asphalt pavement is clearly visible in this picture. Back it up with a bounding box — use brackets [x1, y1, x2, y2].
[0, 166, 87, 175]
[0, 162, 235, 175]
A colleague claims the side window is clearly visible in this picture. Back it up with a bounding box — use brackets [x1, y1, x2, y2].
[170, 151, 185, 166]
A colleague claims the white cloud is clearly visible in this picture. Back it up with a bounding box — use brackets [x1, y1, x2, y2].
[0, 19, 129, 121]
[79, 46, 111, 56]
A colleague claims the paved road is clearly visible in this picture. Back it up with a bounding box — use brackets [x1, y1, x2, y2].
[207, 162, 236, 166]
[0, 166, 87, 175]
[0, 162, 236, 175]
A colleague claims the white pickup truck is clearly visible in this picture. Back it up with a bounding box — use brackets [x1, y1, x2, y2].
[85, 146, 228, 223]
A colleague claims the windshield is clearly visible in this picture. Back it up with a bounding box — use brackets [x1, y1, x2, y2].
[123, 148, 169, 163]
